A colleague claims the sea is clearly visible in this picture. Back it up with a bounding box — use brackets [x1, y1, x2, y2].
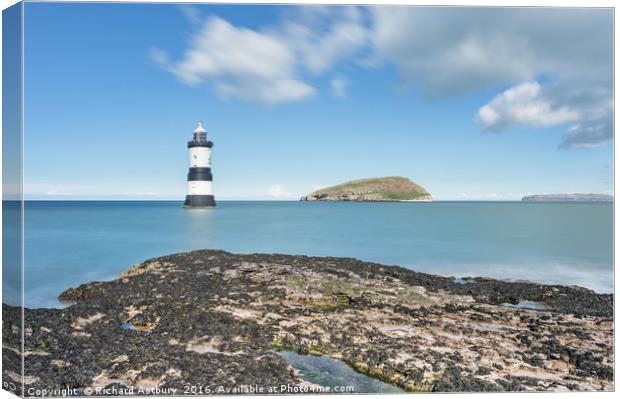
[3, 200, 614, 309]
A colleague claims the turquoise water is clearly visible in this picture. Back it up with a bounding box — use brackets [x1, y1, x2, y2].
[14, 201, 614, 308]
[276, 351, 404, 393]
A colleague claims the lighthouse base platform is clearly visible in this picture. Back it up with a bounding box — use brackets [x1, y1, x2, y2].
[184, 195, 216, 208]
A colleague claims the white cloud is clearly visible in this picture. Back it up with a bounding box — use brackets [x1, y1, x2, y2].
[560, 120, 613, 149]
[174, 17, 294, 84]
[476, 81, 612, 148]
[152, 6, 612, 148]
[476, 82, 579, 132]
[282, 6, 369, 74]
[149, 47, 169, 66]
[330, 77, 348, 97]
[268, 184, 292, 198]
[368, 7, 612, 149]
[24, 182, 175, 199]
[25, 183, 84, 196]
[216, 77, 315, 104]
[153, 6, 370, 105]
[44, 189, 73, 196]
[370, 8, 532, 96]
[369, 8, 611, 96]
[179, 4, 201, 25]
[153, 16, 314, 104]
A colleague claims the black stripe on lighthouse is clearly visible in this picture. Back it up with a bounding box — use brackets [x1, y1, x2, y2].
[187, 167, 213, 181]
[184, 195, 216, 207]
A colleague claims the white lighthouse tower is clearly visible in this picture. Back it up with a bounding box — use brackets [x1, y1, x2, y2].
[184, 121, 216, 208]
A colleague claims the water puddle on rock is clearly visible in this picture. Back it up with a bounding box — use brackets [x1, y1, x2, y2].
[277, 351, 404, 393]
[120, 322, 136, 330]
[500, 300, 548, 310]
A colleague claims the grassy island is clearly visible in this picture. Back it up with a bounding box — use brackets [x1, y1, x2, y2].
[300, 176, 432, 202]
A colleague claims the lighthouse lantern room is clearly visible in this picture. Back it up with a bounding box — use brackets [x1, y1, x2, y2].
[184, 121, 216, 208]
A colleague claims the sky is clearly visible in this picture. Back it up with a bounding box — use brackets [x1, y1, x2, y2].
[21, 2, 613, 200]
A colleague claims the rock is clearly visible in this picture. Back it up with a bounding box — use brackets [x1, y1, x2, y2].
[2, 249, 613, 395]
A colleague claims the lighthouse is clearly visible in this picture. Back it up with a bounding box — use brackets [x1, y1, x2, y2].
[184, 121, 216, 208]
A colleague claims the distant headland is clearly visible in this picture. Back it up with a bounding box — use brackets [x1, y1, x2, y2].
[300, 176, 432, 202]
[522, 193, 613, 202]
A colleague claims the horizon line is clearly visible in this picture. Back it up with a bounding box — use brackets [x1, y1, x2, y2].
[11, 198, 601, 203]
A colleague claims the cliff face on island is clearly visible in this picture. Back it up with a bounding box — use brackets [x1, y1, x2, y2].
[3, 250, 613, 395]
[300, 177, 432, 202]
[522, 194, 613, 202]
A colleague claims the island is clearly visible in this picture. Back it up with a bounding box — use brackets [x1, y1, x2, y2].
[3, 250, 612, 395]
[522, 194, 613, 202]
[300, 176, 433, 202]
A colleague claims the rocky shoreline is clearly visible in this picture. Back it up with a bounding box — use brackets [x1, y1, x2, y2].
[300, 194, 433, 202]
[2, 250, 614, 395]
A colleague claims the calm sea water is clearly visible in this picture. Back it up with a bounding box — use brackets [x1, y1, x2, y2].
[277, 350, 403, 393]
[11, 201, 614, 308]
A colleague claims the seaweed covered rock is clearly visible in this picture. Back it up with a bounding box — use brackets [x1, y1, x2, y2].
[3, 250, 613, 395]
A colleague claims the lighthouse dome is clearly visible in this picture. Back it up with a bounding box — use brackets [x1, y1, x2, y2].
[193, 121, 207, 134]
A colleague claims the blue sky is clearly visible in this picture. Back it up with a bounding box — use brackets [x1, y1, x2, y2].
[22, 2, 613, 200]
